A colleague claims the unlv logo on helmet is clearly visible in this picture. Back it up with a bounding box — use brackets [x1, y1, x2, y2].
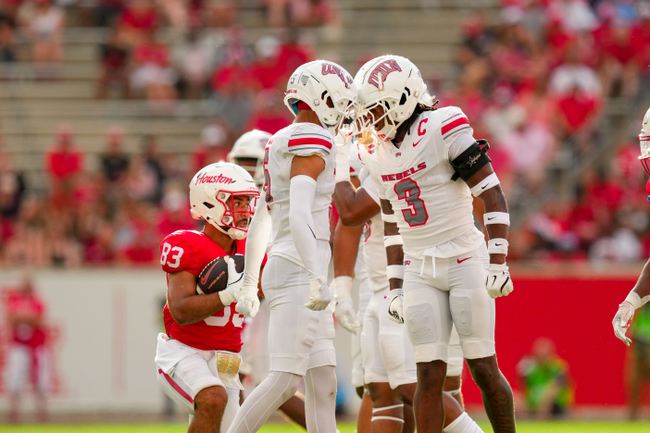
[321, 63, 353, 88]
[367, 59, 402, 89]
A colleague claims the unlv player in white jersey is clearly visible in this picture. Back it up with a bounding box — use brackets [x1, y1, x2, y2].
[332, 140, 484, 433]
[227, 129, 308, 429]
[155, 162, 259, 433]
[228, 60, 355, 433]
[613, 106, 650, 345]
[352, 55, 516, 433]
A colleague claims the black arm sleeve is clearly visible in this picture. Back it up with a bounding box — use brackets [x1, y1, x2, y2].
[450, 139, 491, 181]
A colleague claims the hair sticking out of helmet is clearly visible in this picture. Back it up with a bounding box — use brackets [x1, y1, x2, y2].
[189, 162, 260, 239]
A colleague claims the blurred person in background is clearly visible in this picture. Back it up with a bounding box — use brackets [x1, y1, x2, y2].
[244, 90, 291, 135]
[0, 14, 17, 63]
[3, 195, 48, 266]
[141, 134, 167, 204]
[45, 124, 84, 207]
[517, 337, 572, 419]
[192, 124, 230, 172]
[99, 126, 130, 184]
[17, 0, 64, 74]
[116, 0, 158, 47]
[172, 29, 213, 99]
[96, 28, 130, 99]
[129, 33, 177, 110]
[3, 275, 51, 423]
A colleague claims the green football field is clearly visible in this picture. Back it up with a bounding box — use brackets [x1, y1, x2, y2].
[1, 422, 650, 433]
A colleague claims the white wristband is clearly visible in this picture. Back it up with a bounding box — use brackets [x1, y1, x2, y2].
[381, 212, 397, 224]
[470, 173, 500, 197]
[384, 234, 403, 247]
[333, 275, 353, 299]
[483, 212, 510, 226]
[487, 238, 509, 255]
[624, 291, 650, 309]
[386, 265, 404, 280]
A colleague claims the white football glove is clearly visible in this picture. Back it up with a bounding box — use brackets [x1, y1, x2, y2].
[485, 263, 514, 298]
[305, 277, 332, 311]
[332, 276, 360, 333]
[387, 288, 405, 324]
[218, 256, 244, 306]
[612, 301, 636, 346]
[235, 283, 260, 317]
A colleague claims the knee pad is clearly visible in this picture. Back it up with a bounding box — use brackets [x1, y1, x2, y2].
[405, 303, 437, 345]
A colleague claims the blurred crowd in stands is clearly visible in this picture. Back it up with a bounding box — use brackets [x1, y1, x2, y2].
[0, 0, 650, 267]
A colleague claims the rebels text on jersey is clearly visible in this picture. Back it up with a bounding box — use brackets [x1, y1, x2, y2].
[359, 107, 484, 259]
[160, 230, 246, 352]
[262, 122, 335, 266]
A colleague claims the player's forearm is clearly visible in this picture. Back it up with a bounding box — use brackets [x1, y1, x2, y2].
[169, 293, 226, 326]
[333, 182, 367, 226]
[479, 185, 509, 265]
[624, 258, 650, 308]
[243, 194, 271, 289]
[333, 220, 362, 277]
[382, 197, 404, 290]
[289, 176, 323, 281]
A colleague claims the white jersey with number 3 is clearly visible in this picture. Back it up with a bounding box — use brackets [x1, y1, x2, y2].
[263, 122, 335, 266]
[359, 106, 484, 259]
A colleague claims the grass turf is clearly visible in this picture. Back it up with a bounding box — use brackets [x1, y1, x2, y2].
[1, 421, 650, 433]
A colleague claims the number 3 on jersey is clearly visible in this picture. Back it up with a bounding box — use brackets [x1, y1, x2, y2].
[394, 178, 429, 227]
[161, 242, 184, 268]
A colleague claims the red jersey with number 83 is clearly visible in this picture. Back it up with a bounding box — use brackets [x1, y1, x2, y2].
[160, 230, 246, 352]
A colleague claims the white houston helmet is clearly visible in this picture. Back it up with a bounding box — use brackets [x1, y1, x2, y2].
[640, 106, 650, 175]
[353, 54, 432, 141]
[189, 162, 260, 240]
[284, 60, 356, 134]
[227, 129, 271, 186]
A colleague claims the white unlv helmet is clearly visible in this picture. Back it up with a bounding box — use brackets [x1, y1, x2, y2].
[353, 54, 432, 141]
[227, 129, 271, 186]
[189, 162, 260, 240]
[284, 60, 356, 134]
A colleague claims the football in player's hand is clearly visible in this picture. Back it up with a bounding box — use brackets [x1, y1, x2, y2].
[197, 254, 244, 295]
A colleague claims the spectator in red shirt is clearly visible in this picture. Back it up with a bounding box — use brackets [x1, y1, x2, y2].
[599, 20, 642, 97]
[552, 84, 601, 153]
[3, 276, 51, 422]
[45, 125, 84, 205]
[129, 34, 176, 109]
[116, 0, 158, 47]
[248, 36, 283, 91]
[245, 89, 291, 134]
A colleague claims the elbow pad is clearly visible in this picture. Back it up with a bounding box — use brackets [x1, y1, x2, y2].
[450, 139, 491, 181]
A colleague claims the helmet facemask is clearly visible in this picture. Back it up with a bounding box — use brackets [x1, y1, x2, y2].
[201, 190, 260, 240]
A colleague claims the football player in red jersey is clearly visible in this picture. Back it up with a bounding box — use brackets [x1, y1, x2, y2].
[613, 107, 650, 345]
[155, 162, 259, 433]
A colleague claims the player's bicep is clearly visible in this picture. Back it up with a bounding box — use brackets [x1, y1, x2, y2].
[290, 154, 326, 180]
[166, 271, 197, 319]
